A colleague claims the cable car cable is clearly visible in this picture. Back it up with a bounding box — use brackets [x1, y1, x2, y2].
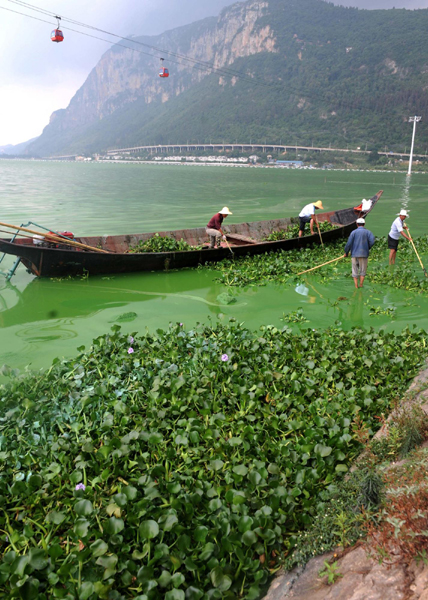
[5, 0, 274, 87]
[0, 1, 407, 115]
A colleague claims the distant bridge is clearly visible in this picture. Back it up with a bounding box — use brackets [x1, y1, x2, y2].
[106, 143, 426, 159]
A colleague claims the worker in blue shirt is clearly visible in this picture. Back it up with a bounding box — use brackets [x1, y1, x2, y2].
[344, 218, 376, 289]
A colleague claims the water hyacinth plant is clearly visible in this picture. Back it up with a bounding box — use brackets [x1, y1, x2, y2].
[128, 234, 200, 253]
[205, 236, 428, 292]
[0, 322, 427, 599]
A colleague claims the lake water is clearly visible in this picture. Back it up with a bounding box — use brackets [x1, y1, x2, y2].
[1, 160, 428, 374]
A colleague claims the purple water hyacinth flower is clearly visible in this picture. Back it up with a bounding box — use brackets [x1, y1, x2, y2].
[221, 354, 229, 362]
[75, 483, 86, 491]
[180, 323, 183, 327]
[128, 347, 134, 354]
[129, 336, 134, 344]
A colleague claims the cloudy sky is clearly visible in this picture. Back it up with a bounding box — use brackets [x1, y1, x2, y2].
[0, 0, 427, 147]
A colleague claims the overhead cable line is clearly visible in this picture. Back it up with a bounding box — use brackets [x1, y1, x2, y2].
[1, 0, 414, 116]
[4, 0, 272, 88]
[0, 2, 365, 109]
[0, 3, 272, 88]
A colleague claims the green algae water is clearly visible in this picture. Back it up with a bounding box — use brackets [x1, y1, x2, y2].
[1, 160, 428, 373]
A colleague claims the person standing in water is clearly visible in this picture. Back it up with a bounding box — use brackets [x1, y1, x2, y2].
[344, 218, 376, 289]
[388, 209, 411, 265]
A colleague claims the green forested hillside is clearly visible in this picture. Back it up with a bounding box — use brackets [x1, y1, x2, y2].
[28, 0, 428, 156]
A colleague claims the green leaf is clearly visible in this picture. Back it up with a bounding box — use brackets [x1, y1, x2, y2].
[90, 539, 109, 557]
[232, 465, 248, 476]
[123, 486, 138, 500]
[79, 582, 95, 600]
[335, 464, 348, 473]
[96, 555, 118, 569]
[105, 517, 124, 535]
[314, 444, 333, 458]
[74, 500, 93, 516]
[232, 492, 246, 505]
[184, 557, 198, 571]
[28, 474, 43, 489]
[194, 526, 208, 542]
[171, 572, 185, 587]
[18, 577, 39, 599]
[175, 435, 189, 446]
[165, 590, 185, 600]
[242, 530, 258, 546]
[208, 498, 222, 512]
[70, 471, 83, 484]
[148, 432, 163, 445]
[238, 516, 253, 533]
[48, 544, 63, 560]
[139, 520, 159, 540]
[74, 518, 90, 538]
[199, 542, 215, 561]
[158, 570, 171, 587]
[163, 513, 179, 532]
[185, 586, 204, 600]
[210, 567, 232, 591]
[11, 555, 29, 577]
[113, 493, 128, 507]
[210, 459, 224, 472]
[28, 548, 48, 570]
[227, 437, 242, 446]
[96, 554, 118, 579]
[249, 471, 262, 486]
[46, 511, 67, 525]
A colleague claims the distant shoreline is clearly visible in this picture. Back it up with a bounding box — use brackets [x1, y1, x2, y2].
[1, 157, 427, 174]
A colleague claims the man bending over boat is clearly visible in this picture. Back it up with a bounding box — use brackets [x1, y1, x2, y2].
[206, 207, 232, 249]
[343, 218, 375, 289]
[298, 201, 323, 237]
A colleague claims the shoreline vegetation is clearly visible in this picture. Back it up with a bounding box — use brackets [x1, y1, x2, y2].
[1, 314, 428, 595]
[0, 239, 428, 598]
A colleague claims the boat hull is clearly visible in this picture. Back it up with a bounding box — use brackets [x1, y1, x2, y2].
[0, 192, 382, 278]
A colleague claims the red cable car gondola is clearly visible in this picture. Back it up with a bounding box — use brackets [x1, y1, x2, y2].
[159, 57, 169, 78]
[51, 16, 64, 43]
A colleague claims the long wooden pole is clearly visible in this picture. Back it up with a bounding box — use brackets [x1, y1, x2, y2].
[297, 255, 344, 276]
[406, 226, 428, 277]
[224, 236, 234, 257]
[315, 220, 324, 248]
[0, 221, 110, 254]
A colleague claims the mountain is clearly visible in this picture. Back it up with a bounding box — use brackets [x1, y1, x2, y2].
[26, 0, 428, 157]
[0, 138, 37, 156]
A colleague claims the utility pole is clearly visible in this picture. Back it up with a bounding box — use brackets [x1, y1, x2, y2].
[408, 116, 421, 175]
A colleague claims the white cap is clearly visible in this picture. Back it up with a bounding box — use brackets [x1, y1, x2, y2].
[356, 218, 365, 224]
[397, 209, 409, 217]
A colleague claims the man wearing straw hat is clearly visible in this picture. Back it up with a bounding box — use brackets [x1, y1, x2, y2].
[343, 218, 375, 289]
[206, 207, 232, 249]
[298, 201, 323, 237]
[388, 209, 411, 265]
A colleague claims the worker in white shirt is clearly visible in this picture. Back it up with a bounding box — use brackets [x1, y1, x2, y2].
[298, 201, 324, 237]
[388, 209, 411, 265]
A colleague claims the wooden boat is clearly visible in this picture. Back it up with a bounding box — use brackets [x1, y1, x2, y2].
[0, 191, 382, 278]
